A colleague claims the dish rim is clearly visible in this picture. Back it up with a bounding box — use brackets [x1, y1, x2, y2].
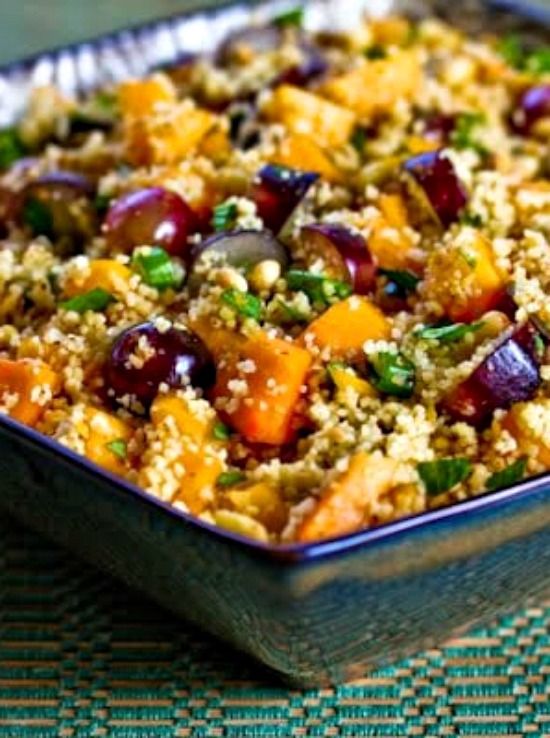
[0, 0, 549, 566]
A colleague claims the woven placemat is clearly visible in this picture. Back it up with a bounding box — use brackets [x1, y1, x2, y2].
[0, 513, 548, 738]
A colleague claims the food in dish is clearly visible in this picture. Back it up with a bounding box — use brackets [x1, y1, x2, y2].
[0, 9, 549, 543]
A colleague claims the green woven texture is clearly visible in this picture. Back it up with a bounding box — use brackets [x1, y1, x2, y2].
[0, 514, 548, 737]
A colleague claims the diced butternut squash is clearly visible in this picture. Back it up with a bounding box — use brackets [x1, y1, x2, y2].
[369, 16, 411, 46]
[301, 296, 391, 357]
[118, 74, 177, 118]
[225, 481, 287, 532]
[271, 134, 341, 183]
[368, 193, 420, 272]
[322, 50, 422, 120]
[0, 359, 60, 426]
[81, 407, 132, 475]
[423, 231, 505, 322]
[63, 260, 132, 298]
[329, 363, 377, 399]
[263, 85, 356, 147]
[297, 453, 400, 542]
[192, 319, 312, 445]
[504, 401, 550, 469]
[174, 448, 224, 515]
[124, 103, 216, 166]
[215, 334, 312, 445]
[151, 394, 212, 443]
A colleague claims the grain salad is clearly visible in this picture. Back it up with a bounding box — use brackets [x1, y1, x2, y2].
[0, 9, 549, 544]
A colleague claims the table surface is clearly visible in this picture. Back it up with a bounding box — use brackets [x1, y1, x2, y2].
[0, 1, 549, 735]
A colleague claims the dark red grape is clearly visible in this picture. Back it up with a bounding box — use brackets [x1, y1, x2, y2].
[253, 165, 318, 233]
[443, 322, 542, 426]
[188, 229, 288, 293]
[403, 150, 468, 227]
[511, 84, 550, 135]
[103, 187, 198, 257]
[106, 322, 215, 410]
[422, 113, 456, 142]
[299, 223, 377, 294]
[20, 171, 96, 253]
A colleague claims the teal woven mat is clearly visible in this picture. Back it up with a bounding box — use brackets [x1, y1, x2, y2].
[0, 513, 548, 737]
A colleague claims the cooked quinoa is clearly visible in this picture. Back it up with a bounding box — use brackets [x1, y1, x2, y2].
[0, 10, 549, 543]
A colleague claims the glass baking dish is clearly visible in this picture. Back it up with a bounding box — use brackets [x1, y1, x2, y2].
[0, 0, 548, 686]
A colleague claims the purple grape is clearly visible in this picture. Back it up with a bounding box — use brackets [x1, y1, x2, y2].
[511, 84, 550, 135]
[300, 223, 377, 294]
[104, 187, 198, 257]
[106, 322, 215, 409]
[253, 165, 318, 233]
[443, 322, 542, 426]
[403, 150, 468, 227]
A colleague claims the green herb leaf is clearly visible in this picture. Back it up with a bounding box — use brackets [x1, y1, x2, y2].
[217, 470, 247, 487]
[379, 269, 420, 294]
[106, 439, 127, 460]
[212, 201, 238, 232]
[60, 288, 115, 314]
[459, 212, 484, 228]
[0, 127, 25, 170]
[525, 47, 550, 75]
[221, 288, 263, 320]
[363, 45, 387, 60]
[418, 457, 472, 496]
[22, 197, 54, 238]
[286, 270, 352, 306]
[131, 246, 184, 291]
[272, 7, 304, 28]
[370, 351, 415, 398]
[497, 34, 524, 68]
[415, 320, 484, 343]
[350, 126, 367, 153]
[486, 457, 527, 491]
[94, 193, 112, 214]
[450, 112, 488, 155]
[213, 421, 232, 441]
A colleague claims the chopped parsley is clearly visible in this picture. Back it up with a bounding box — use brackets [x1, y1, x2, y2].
[363, 45, 387, 60]
[0, 127, 25, 170]
[450, 112, 488, 156]
[272, 7, 304, 28]
[105, 439, 127, 460]
[213, 422, 232, 441]
[60, 288, 115, 314]
[417, 458, 472, 496]
[286, 270, 352, 306]
[486, 457, 527, 492]
[217, 470, 247, 487]
[370, 351, 415, 398]
[379, 269, 420, 294]
[212, 201, 238, 232]
[414, 320, 484, 343]
[221, 288, 263, 320]
[131, 246, 184, 291]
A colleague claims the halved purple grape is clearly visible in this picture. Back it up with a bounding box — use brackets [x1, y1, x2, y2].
[106, 322, 215, 410]
[299, 223, 377, 295]
[19, 171, 96, 252]
[403, 150, 468, 228]
[510, 84, 550, 135]
[275, 47, 328, 87]
[103, 187, 198, 257]
[253, 165, 318, 233]
[443, 322, 541, 426]
[422, 113, 456, 142]
[188, 229, 288, 292]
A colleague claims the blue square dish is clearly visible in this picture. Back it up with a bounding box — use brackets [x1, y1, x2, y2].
[0, 0, 549, 686]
